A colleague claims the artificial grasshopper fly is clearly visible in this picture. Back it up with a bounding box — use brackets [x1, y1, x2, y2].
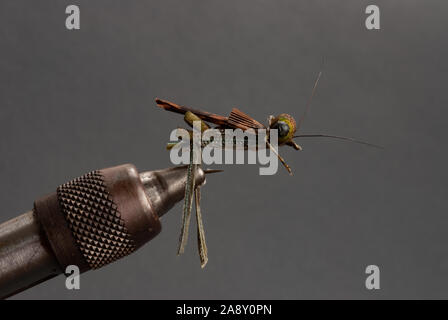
[156, 72, 381, 267]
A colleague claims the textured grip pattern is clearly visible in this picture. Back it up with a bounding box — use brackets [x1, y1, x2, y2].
[57, 171, 136, 269]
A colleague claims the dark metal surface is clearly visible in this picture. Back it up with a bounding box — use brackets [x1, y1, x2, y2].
[0, 211, 61, 299]
[34, 192, 91, 273]
[56, 167, 139, 269]
[0, 164, 207, 299]
[101, 164, 161, 250]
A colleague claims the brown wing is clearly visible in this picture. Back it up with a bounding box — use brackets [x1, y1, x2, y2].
[155, 98, 228, 126]
[227, 108, 265, 130]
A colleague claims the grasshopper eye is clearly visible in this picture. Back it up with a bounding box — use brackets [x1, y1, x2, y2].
[271, 121, 290, 138]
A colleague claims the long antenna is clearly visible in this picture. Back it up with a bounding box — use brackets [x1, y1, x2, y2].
[296, 60, 324, 131]
[293, 134, 383, 149]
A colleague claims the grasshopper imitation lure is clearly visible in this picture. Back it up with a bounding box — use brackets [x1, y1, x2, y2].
[155, 72, 381, 268]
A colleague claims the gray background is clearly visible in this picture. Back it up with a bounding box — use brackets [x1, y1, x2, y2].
[0, 0, 447, 299]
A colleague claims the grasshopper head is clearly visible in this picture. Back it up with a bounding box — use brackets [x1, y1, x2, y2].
[270, 114, 301, 150]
